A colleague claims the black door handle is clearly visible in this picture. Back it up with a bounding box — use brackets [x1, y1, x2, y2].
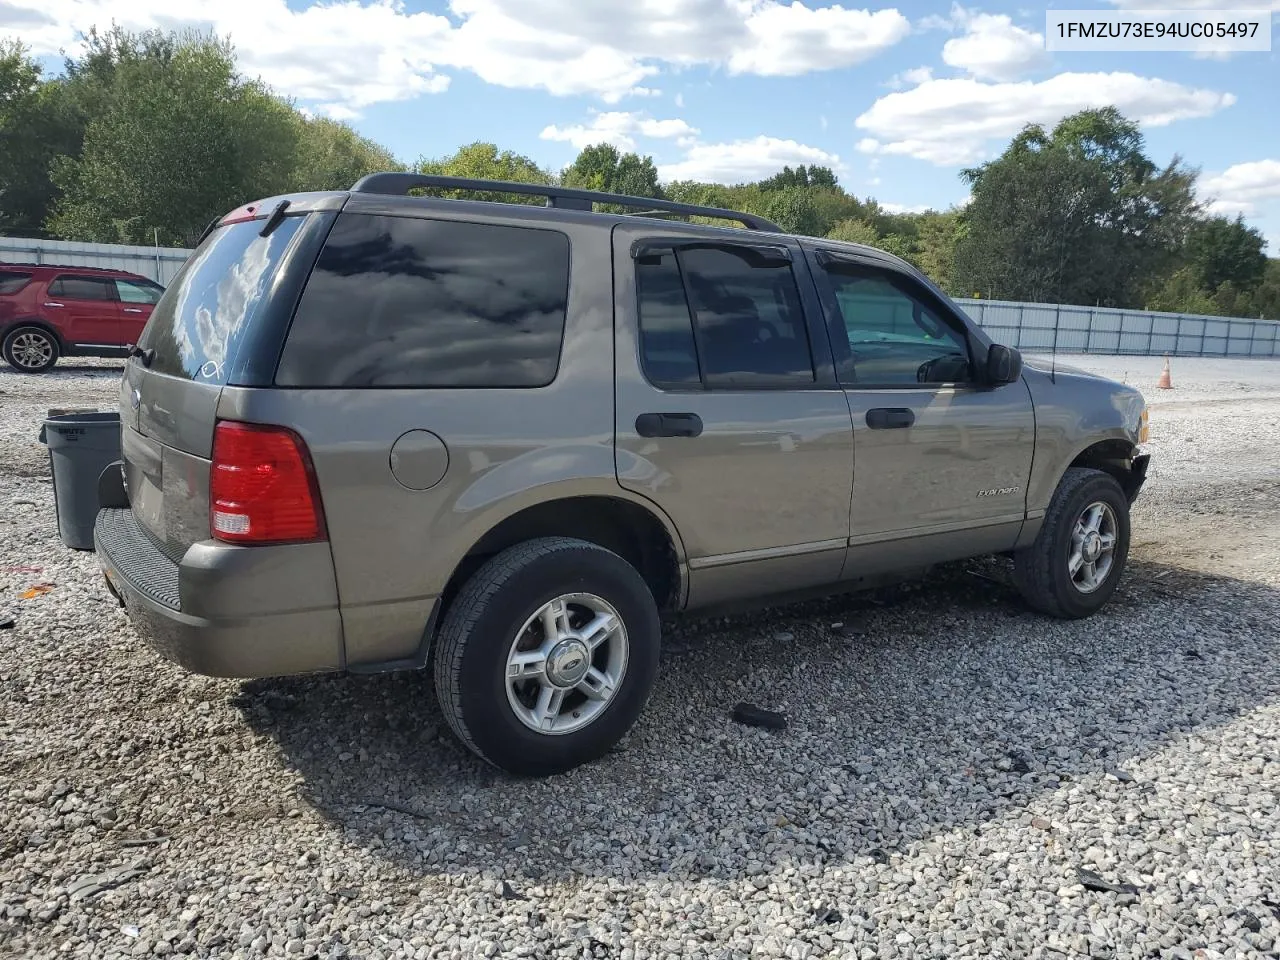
[865, 407, 915, 429]
[636, 412, 704, 438]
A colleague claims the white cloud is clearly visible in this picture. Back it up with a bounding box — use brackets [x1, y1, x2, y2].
[1108, 0, 1280, 8]
[880, 201, 931, 214]
[540, 111, 699, 151]
[884, 65, 933, 89]
[675, 92, 685, 108]
[1, 0, 912, 114]
[8, 0, 457, 116]
[658, 135, 841, 184]
[1201, 161, 1280, 249]
[856, 72, 1235, 166]
[728, 3, 911, 76]
[941, 11, 1049, 81]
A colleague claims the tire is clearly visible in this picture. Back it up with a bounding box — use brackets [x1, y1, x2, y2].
[3, 326, 60, 373]
[432, 537, 661, 776]
[1013, 467, 1131, 619]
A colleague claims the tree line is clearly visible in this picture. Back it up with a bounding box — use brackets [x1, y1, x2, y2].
[2, 28, 1276, 319]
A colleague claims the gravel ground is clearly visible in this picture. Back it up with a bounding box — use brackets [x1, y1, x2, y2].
[2, 355, 1278, 960]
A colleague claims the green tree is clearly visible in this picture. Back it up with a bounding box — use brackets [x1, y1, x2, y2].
[562, 143, 663, 213]
[49, 28, 300, 246]
[826, 218, 879, 245]
[293, 116, 402, 192]
[914, 211, 961, 291]
[415, 141, 554, 204]
[763, 186, 822, 236]
[955, 108, 1198, 306]
[0, 42, 82, 236]
[1185, 214, 1267, 293]
[759, 164, 839, 192]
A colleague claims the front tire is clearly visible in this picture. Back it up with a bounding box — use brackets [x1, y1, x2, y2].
[432, 537, 661, 776]
[3, 326, 60, 373]
[1013, 467, 1131, 619]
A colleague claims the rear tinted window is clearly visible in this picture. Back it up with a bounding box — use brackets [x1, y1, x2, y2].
[276, 213, 570, 388]
[138, 217, 304, 383]
[0, 271, 33, 294]
[50, 276, 115, 301]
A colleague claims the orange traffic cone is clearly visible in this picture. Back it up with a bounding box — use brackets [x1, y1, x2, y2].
[1157, 354, 1172, 390]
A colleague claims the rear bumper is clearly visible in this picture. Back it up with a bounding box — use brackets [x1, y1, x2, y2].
[95, 508, 346, 678]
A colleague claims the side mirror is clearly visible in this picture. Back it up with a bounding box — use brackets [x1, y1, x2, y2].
[985, 344, 1022, 385]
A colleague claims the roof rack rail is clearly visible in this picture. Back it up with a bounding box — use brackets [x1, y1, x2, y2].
[348, 173, 782, 232]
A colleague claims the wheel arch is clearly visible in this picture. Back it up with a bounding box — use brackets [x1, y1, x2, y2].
[1067, 438, 1147, 503]
[2, 318, 66, 350]
[435, 492, 688, 636]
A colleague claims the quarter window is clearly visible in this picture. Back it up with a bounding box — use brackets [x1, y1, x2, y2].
[636, 243, 815, 389]
[820, 262, 972, 385]
[277, 214, 570, 388]
[0, 271, 33, 294]
[115, 280, 164, 304]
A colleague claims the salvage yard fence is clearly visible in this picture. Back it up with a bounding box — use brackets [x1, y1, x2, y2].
[0, 236, 191, 286]
[3, 236, 1278, 358]
[956, 298, 1279, 359]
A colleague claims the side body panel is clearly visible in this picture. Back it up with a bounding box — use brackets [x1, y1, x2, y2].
[217, 203, 662, 667]
[841, 380, 1036, 575]
[1019, 362, 1147, 541]
[796, 239, 1037, 574]
[609, 223, 855, 610]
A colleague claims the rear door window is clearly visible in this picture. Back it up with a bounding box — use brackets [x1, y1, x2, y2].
[50, 276, 116, 301]
[137, 216, 305, 383]
[276, 213, 570, 388]
[636, 242, 815, 389]
[0, 271, 33, 294]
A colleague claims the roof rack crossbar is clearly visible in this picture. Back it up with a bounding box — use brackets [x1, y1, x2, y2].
[348, 173, 781, 232]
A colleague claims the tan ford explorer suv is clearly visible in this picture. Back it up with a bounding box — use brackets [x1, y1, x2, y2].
[95, 175, 1151, 775]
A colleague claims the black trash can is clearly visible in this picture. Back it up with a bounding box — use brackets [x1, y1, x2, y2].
[38, 411, 123, 551]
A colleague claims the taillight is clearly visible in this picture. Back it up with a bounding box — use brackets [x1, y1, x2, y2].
[210, 421, 326, 544]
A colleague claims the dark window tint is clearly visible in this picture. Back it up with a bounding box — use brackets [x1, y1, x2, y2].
[0, 271, 33, 295]
[821, 263, 971, 385]
[636, 252, 700, 388]
[138, 216, 304, 383]
[277, 214, 569, 388]
[679, 246, 813, 387]
[115, 279, 163, 304]
[50, 276, 115, 301]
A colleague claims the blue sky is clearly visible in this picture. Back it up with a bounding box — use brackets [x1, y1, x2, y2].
[7, 0, 1280, 249]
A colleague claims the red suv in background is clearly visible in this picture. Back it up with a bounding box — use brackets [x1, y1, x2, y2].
[0, 264, 165, 373]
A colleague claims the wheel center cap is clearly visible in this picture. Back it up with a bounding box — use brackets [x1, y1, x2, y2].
[1082, 533, 1101, 561]
[547, 639, 590, 687]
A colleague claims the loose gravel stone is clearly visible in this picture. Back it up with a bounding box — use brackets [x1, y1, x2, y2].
[1, 356, 1278, 960]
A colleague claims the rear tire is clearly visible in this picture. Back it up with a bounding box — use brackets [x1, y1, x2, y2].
[432, 537, 661, 776]
[1013, 467, 1131, 619]
[3, 326, 60, 373]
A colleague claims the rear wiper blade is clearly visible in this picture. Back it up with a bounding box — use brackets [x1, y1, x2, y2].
[195, 216, 221, 247]
[259, 199, 291, 238]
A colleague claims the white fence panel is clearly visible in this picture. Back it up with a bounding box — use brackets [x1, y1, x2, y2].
[0, 237, 193, 286]
[954, 298, 1279, 358]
